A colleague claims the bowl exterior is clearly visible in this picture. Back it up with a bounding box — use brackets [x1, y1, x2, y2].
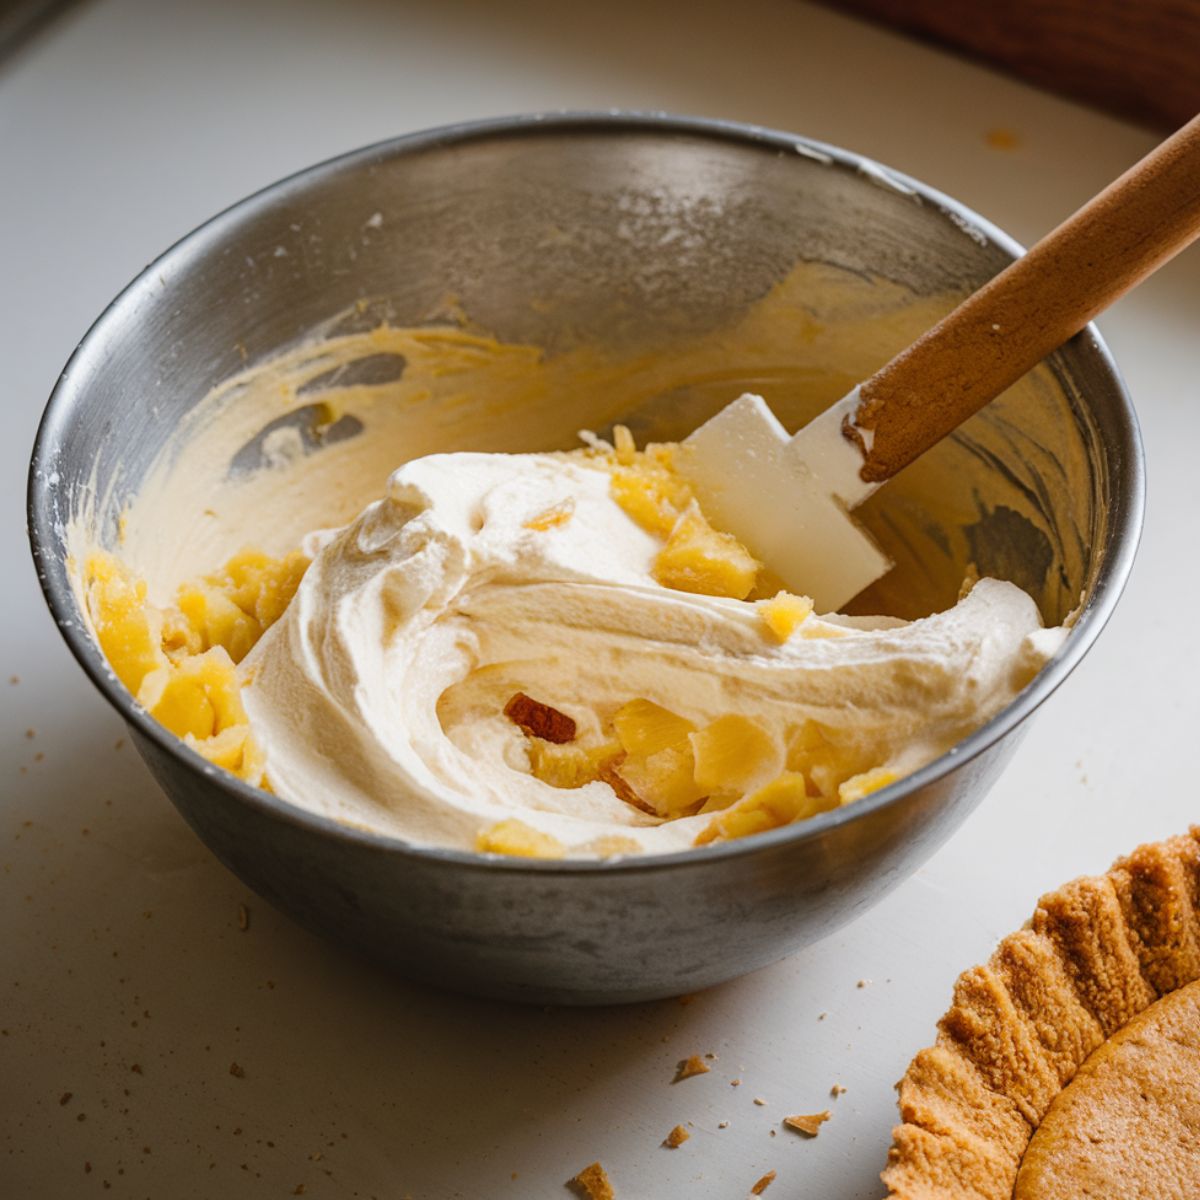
[131, 721, 1024, 1004]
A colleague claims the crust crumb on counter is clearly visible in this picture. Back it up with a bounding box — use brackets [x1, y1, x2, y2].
[784, 1111, 830, 1136]
[751, 1169, 777, 1194]
[674, 1055, 711, 1082]
[569, 1161, 615, 1199]
[662, 1124, 690, 1149]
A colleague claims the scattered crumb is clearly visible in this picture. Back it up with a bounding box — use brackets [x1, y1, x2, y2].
[753, 1097, 767, 1107]
[569, 1161, 615, 1199]
[984, 127, 1020, 151]
[751, 1170, 776, 1194]
[718, 1121, 729, 1129]
[237, 904, 250, 932]
[34, 752, 44, 763]
[769, 1129, 776, 1137]
[830, 1084, 847, 1098]
[817, 1012, 827, 1021]
[114, 738, 125, 751]
[663, 1124, 690, 1149]
[784, 1111, 830, 1137]
[856, 979, 870, 989]
[59, 1092, 72, 1106]
[25, 729, 35, 739]
[9, 675, 19, 685]
[130, 1063, 142, 1074]
[674, 1055, 711, 1082]
[229, 1062, 245, 1079]
[730, 1078, 742, 1087]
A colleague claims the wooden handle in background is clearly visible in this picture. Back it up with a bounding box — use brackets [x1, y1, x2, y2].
[853, 114, 1200, 483]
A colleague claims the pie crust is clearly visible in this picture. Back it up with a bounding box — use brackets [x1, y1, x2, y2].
[883, 827, 1200, 1199]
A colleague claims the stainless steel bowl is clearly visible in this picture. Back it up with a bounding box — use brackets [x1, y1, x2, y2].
[28, 113, 1143, 1004]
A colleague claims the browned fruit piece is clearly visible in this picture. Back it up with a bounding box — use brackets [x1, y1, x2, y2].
[504, 692, 577, 743]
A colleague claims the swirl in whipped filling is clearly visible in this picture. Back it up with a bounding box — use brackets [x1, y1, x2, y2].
[240, 445, 1065, 859]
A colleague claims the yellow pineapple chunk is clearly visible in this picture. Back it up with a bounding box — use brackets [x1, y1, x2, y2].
[177, 581, 261, 664]
[696, 771, 835, 845]
[611, 465, 693, 537]
[528, 739, 621, 789]
[786, 720, 860, 799]
[614, 743, 706, 818]
[476, 818, 565, 859]
[177, 547, 310, 662]
[136, 647, 245, 741]
[654, 506, 759, 600]
[160, 607, 202, 658]
[186, 724, 251, 771]
[838, 766, 898, 805]
[83, 553, 167, 694]
[757, 591, 814, 642]
[690, 714, 783, 796]
[613, 699, 696, 757]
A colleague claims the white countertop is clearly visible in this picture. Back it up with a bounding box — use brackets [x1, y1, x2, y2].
[3, 2, 1197, 1197]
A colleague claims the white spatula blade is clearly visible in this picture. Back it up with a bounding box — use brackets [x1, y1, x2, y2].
[678, 393, 890, 612]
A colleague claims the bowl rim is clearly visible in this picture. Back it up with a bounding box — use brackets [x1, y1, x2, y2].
[27, 109, 1145, 877]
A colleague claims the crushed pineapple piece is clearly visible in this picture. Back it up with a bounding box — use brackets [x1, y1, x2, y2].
[613, 698, 696, 757]
[177, 581, 261, 663]
[786, 720, 862, 799]
[757, 591, 814, 642]
[83, 554, 167, 693]
[611, 463, 694, 537]
[690, 714, 783, 796]
[654, 505, 759, 600]
[838, 766, 898, 805]
[610, 699, 705, 816]
[523, 496, 576, 531]
[137, 647, 246, 741]
[83, 546, 308, 788]
[695, 771, 835, 845]
[614, 743, 706, 818]
[177, 548, 310, 663]
[528, 739, 620, 789]
[476, 818, 565, 859]
[183, 724, 247, 770]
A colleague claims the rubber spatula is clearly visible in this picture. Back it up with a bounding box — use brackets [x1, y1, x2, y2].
[679, 114, 1200, 613]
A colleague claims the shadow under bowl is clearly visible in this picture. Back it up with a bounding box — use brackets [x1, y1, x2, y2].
[28, 113, 1143, 1004]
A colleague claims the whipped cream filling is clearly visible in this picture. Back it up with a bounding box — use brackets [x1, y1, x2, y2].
[241, 450, 1066, 858]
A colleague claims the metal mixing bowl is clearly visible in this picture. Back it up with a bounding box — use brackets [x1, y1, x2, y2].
[28, 114, 1143, 1004]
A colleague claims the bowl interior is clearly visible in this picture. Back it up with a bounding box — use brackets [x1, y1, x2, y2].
[35, 115, 1134, 764]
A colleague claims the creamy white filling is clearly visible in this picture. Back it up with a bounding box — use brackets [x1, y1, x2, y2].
[241, 451, 1066, 857]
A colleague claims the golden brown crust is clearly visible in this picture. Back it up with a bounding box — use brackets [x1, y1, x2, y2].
[882, 826, 1200, 1199]
[1014, 978, 1200, 1199]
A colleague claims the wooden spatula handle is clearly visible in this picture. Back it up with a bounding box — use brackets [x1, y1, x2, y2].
[853, 114, 1200, 483]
